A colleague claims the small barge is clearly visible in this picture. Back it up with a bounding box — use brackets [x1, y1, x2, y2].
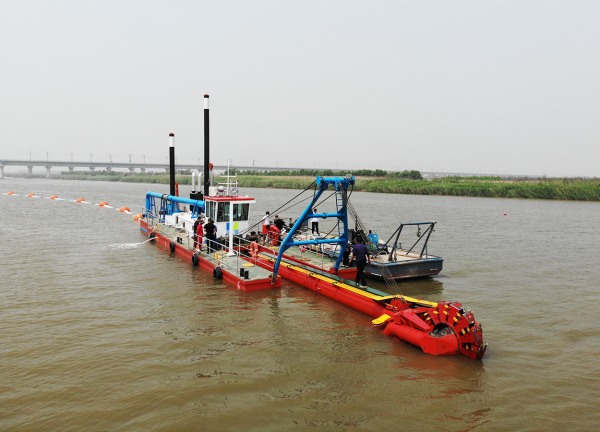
[299, 221, 444, 281]
[364, 222, 444, 280]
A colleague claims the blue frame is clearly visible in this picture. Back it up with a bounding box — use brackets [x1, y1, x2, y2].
[145, 191, 205, 222]
[272, 175, 355, 279]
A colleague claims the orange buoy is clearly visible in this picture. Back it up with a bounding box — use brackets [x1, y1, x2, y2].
[27, 193, 35, 197]
[75, 198, 85, 203]
[7, 191, 15, 195]
[50, 195, 58, 200]
[98, 201, 109, 207]
[133, 214, 143, 221]
[119, 206, 131, 213]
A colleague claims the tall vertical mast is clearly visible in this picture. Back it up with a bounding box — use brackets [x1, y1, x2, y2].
[169, 133, 175, 197]
[203, 94, 210, 196]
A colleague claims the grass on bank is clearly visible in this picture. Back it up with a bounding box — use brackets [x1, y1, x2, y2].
[29, 171, 600, 201]
[238, 175, 600, 201]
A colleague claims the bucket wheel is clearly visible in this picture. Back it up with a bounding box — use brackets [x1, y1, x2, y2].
[422, 301, 487, 360]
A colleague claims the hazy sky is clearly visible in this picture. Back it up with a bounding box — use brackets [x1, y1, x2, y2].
[1, 0, 599, 177]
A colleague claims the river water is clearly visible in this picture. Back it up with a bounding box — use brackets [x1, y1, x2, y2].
[1, 178, 599, 431]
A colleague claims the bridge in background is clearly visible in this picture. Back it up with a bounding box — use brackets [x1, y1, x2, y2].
[0, 158, 489, 180]
[0, 159, 311, 179]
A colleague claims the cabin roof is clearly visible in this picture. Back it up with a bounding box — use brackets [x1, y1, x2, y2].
[205, 195, 256, 203]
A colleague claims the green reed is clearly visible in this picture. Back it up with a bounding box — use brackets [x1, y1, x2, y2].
[45, 172, 600, 201]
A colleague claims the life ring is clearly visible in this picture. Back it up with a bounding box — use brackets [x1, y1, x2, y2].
[249, 241, 259, 258]
[213, 266, 223, 279]
[192, 253, 199, 266]
[170, 241, 176, 252]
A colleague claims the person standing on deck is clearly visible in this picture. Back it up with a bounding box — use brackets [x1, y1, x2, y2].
[274, 215, 285, 231]
[310, 208, 319, 235]
[342, 242, 352, 267]
[349, 237, 370, 288]
[192, 218, 201, 249]
[204, 218, 217, 252]
[269, 223, 281, 246]
[261, 211, 271, 243]
[195, 218, 204, 251]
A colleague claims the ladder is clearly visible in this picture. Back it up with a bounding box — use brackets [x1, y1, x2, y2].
[347, 199, 402, 296]
[334, 187, 347, 241]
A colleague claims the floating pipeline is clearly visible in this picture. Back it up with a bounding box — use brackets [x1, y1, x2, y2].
[252, 249, 486, 360]
[2, 191, 140, 219]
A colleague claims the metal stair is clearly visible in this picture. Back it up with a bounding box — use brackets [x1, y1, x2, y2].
[347, 199, 402, 296]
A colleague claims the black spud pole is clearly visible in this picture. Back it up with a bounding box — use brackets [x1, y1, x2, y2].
[169, 132, 176, 197]
[203, 94, 210, 196]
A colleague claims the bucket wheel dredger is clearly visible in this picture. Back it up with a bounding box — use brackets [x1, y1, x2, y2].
[271, 175, 487, 360]
[373, 296, 487, 360]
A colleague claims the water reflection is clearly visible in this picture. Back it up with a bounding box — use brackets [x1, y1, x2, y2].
[394, 347, 485, 381]
[390, 346, 489, 429]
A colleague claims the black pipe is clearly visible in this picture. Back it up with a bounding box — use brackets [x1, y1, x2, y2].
[169, 133, 175, 196]
[203, 94, 210, 196]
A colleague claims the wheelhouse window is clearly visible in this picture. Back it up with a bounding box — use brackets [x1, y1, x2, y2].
[210, 201, 250, 222]
[206, 201, 216, 221]
[233, 203, 249, 221]
[217, 202, 227, 222]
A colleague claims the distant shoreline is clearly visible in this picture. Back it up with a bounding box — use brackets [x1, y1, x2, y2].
[5, 172, 600, 201]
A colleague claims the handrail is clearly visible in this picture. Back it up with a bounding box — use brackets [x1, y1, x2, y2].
[385, 221, 437, 260]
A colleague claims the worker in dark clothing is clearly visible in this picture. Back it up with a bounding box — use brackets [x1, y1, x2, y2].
[274, 215, 285, 231]
[349, 237, 370, 288]
[204, 218, 217, 252]
[342, 242, 352, 267]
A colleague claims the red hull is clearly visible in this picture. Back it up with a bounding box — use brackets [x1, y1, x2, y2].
[252, 250, 486, 360]
[140, 221, 280, 291]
